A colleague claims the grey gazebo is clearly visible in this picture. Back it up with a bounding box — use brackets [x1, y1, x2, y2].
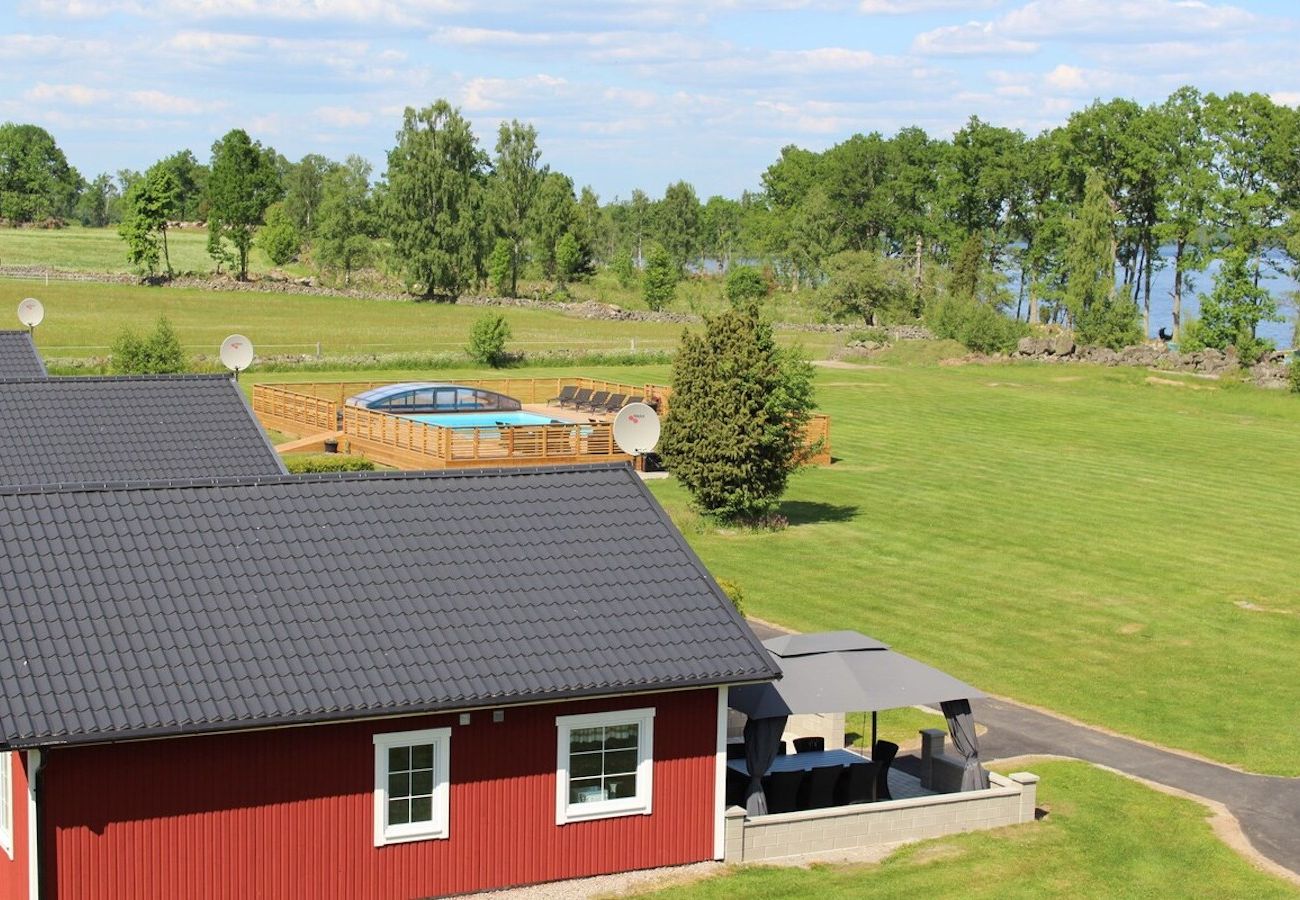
[728, 631, 988, 815]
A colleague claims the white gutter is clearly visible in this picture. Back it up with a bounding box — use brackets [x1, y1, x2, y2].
[26, 749, 40, 900]
[713, 686, 727, 860]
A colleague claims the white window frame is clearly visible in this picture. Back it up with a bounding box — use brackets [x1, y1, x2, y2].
[555, 707, 655, 825]
[0, 750, 12, 860]
[372, 727, 451, 846]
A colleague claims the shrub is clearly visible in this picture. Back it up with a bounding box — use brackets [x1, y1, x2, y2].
[555, 232, 581, 285]
[283, 454, 376, 473]
[927, 293, 1027, 355]
[487, 238, 512, 296]
[111, 314, 186, 374]
[716, 578, 745, 615]
[257, 202, 300, 266]
[1291, 357, 1300, 394]
[1177, 316, 1210, 352]
[724, 266, 767, 307]
[467, 312, 512, 367]
[847, 327, 888, 344]
[642, 243, 677, 311]
[612, 246, 637, 289]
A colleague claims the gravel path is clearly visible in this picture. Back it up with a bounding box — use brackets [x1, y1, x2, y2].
[458, 862, 721, 900]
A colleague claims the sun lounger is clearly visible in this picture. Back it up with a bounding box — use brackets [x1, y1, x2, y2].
[577, 390, 611, 411]
[560, 388, 593, 409]
[594, 393, 626, 413]
[547, 385, 579, 406]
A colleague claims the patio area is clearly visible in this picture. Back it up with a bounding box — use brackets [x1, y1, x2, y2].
[251, 376, 832, 470]
[719, 630, 1040, 862]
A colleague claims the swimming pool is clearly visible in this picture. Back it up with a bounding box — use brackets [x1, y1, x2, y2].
[403, 411, 575, 429]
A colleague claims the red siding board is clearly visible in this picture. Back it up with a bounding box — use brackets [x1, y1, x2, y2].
[0, 752, 31, 900]
[41, 689, 718, 900]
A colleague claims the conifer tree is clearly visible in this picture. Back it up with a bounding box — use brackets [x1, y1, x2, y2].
[1065, 170, 1141, 348]
[659, 302, 816, 523]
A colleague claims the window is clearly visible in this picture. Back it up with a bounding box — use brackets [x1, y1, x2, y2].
[0, 751, 12, 860]
[372, 728, 451, 846]
[555, 708, 654, 825]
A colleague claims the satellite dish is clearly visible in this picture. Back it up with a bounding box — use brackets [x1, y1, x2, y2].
[612, 402, 661, 456]
[17, 297, 44, 329]
[219, 334, 254, 374]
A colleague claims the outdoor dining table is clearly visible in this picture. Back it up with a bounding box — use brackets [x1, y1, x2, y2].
[726, 747, 870, 777]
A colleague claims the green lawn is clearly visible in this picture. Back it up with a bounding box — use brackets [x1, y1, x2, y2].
[645, 361, 1300, 775]
[0, 224, 298, 276]
[0, 225, 840, 322]
[253, 361, 1300, 773]
[5, 279, 842, 363]
[631, 760, 1298, 898]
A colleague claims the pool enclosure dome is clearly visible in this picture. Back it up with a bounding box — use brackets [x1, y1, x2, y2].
[346, 382, 523, 414]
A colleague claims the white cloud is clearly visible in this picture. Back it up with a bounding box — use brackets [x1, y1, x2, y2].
[313, 105, 373, 128]
[1043, 63, 1087, 92]
[24, 81, 224, 114]
[861, 0, 999, 13]
[999, 0, 1257, 40]
[914, 21, 1039, 55]
[460, 74, 570, 113]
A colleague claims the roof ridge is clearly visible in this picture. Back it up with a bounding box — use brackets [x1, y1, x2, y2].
[0, 373, 234, 385]
[0, 461, 635, 497]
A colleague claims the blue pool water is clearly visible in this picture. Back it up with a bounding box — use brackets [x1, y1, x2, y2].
[404, 411, 572, 429]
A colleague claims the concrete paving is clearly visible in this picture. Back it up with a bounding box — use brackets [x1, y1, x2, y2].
[746, 619, 1300, 879]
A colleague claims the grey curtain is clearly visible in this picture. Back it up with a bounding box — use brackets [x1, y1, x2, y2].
[742, 715, 787, 815]
[941, 699, 989, 791]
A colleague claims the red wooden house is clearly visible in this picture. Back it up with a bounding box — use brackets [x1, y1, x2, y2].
[0, 464, 777, 899]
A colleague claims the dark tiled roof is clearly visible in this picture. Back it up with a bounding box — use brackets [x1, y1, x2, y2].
[0, 465, 778, 747]
[0, 331, 46, 378]
[0, 375, 284, 488]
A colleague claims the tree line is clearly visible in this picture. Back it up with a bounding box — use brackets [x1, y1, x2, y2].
[3, 85, 1297, 354]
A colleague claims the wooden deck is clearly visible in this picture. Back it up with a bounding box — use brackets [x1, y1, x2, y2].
[253, 377, 831, 471]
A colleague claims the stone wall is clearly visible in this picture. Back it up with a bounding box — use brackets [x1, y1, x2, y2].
[1013, 335, 1292, 388]
[722, 771, 1039, 863]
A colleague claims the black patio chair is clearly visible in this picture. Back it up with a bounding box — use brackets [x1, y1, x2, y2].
[762, 770, 805, 814]
[560, 388, 593, 409]
[834, 761, 878, 805]
[595, 393, 627, 413]
[872, 740, 899, 801]
[624, 395, 644, 407]
[577, 390, 611, 411]
[797, 765, 841, 811]
[547, 385, 579, 406]
[726, 742, 746, 761]
[792, 737, 824, 754]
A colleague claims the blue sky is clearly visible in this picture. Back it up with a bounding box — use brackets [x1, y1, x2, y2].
[2, 0, 1297, 200]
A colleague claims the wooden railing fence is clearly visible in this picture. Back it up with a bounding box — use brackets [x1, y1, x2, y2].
[252, 378, 827, 469]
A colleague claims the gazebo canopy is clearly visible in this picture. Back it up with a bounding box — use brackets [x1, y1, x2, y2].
[728, 630, 984, 718]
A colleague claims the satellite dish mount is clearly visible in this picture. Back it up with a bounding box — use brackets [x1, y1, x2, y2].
[17, 297, 44, 335]
[220, 334, 255, 381]
[612, 401, 662, 463]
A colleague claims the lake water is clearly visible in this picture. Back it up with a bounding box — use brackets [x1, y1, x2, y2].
[699, 250, 1298, 348]
[1006, 250, 1298, 348]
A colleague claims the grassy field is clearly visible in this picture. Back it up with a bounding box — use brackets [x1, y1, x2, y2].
[0, 225, 836, 321]
[632, 760, 1298, 898]
[0, 224, 300, 276]
[247, 361, 1300, 774]
[4, 279, 843, 362]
